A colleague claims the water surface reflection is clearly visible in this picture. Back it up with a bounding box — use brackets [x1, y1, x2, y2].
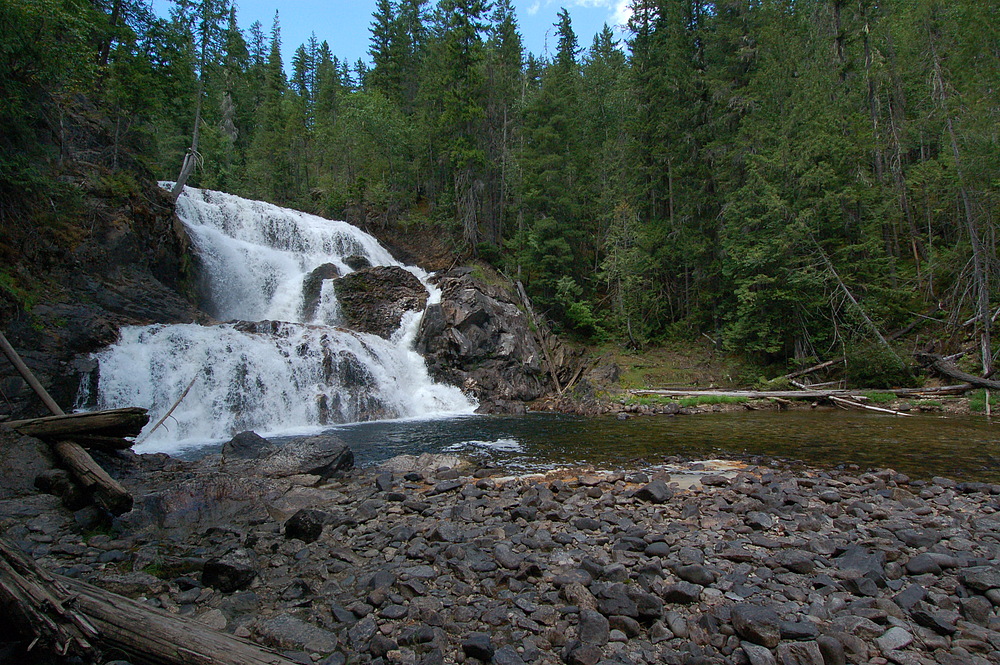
[323, 410, 1000, 482]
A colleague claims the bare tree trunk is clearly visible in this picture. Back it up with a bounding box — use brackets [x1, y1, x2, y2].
[930, 36, 992, 378]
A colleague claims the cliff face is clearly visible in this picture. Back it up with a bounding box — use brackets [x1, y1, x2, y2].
[0, 174, 200, 418]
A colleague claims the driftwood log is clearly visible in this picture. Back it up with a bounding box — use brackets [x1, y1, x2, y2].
[915, 352, 1000, 391]
[0, 537, 297, 665]
[0, 330, 134, 515]
[630, 385, 971, 400]
[6, 407, 149, 443]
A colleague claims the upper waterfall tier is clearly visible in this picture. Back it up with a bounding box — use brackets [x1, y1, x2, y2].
[173, 186, 409, 324]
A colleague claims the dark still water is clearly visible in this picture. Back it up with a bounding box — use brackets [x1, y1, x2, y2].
[320, 410, 1000, 482]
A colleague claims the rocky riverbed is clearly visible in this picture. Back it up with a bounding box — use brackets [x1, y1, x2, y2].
[3, 427, 1000, 665]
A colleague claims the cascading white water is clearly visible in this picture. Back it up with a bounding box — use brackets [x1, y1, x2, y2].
[84, 186, 476, 454]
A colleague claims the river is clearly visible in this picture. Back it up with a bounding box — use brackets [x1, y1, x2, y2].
[255, 409, 1000, 482]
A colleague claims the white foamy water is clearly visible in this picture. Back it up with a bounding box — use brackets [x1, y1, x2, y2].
[83, 186, 475, 453]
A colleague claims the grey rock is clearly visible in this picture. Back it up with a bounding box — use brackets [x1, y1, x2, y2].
[775, 641, 824, 665]
[255, 614, 339, 654]
[816, 635, 846, 665]
[202, 548, 257, 592]
[334, 266, 429, 339]
[731, 605, 781, 648]
[896, 528, 942, 549]
[893, 584, 927, 611]
[774, 550, 817, 575]
[578, 609, 610, 645]
[904, 553, 941, 575]
[673, 564, 717, 586]
[416, 270, 567, 402]
[741, 642, 777, 665]
[259, 435, 353, 480]
[961, 566, 1000, 592]
[493, 646, 526, 665]
[662, 581, 702, 604]
[875, 627, 913, 653]
[221, 431, 275, 460]
[349, 615, 378, 650]
[634, 479, 673, 504]
[284, 508, 329, 543]
[462, 632, 495, 662]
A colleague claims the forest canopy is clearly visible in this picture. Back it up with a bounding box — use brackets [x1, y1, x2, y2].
[2, 0, 998, 372]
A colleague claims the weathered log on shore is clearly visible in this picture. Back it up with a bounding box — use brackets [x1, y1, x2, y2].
[6, 407, 149, 442]
[630, 385, 971, 400]
[915, 352, 1000, 391]
[0, 536, 296, 665]
[53, 441, 133, 515]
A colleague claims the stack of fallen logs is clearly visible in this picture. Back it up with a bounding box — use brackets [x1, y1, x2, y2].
[631, 353, 1000, 416]
[6, 407, 147, 514]
[0, 331, 297, 665]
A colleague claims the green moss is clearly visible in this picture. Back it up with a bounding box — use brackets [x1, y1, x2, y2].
[861, 391, 896, 404]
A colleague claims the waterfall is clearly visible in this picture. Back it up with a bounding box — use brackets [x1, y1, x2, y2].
[83, 186, 476, 454]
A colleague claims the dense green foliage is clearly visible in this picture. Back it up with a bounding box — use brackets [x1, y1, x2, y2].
[3, 0, 999, 374]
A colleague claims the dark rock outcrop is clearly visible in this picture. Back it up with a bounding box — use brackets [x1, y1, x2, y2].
[1, 178, 201, 419]
[416, 269, 571, 404]
[333, 266, 428, 339]
[301, 263, 341, 321]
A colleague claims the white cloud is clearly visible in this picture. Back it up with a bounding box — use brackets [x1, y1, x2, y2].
[612, 0, 633, 28]
[528, 0, 633, 30]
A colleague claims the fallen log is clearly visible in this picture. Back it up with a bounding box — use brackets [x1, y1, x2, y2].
[0, 536, 297, 665]
[0, 331, 134, 515]
[53, 441, 132, 515]
[5, 407, 149, 441]
[829, 395, 913, 417]
[780, 359, 839, 381]
[915, 353, 1000, 391]
[631, 385, 973, 400]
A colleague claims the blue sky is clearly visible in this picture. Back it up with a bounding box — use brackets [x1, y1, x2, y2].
[151, 1, 632, 68]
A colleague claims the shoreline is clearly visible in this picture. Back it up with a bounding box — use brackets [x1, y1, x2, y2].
[3, 429, 1000, 665]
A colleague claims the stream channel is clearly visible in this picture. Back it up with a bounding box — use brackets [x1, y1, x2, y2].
[210, 409, 1000, 483]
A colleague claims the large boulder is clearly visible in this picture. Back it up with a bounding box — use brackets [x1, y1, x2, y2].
[333, 266, 428, 338]
[416, 269, 569, 403]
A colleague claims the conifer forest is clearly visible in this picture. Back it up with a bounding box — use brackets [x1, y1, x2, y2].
[3, 0, 999, 376]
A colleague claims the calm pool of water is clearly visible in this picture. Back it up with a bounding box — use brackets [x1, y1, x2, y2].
[317, 409, 1000, 482]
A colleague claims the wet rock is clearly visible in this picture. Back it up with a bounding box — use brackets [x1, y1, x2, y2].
[416, 270, 569, 402]
[731, 605, 781, 648]
[301, 263, 341, 321]
[260, 435, 353, 480]
[334, 266, 429, 339]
